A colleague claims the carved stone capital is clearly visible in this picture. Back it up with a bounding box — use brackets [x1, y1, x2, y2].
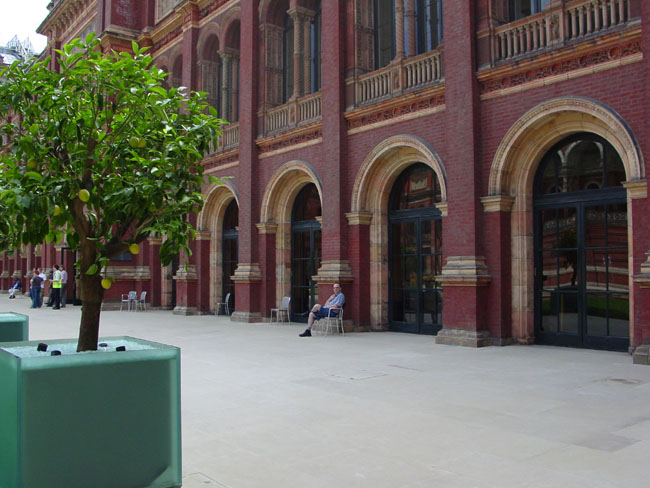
[231, 263, 262, 283]
[345, 211, 373, 226]
[256, 222, 278, 235]
[195, 231, 212, 240]
[173, 264, 198, 281]
[623, 179, 647, 200]
[633, 251, 650, 288]
[437, 256, 492, 286]
[312, 260, 354, 284]
[147, 237, 163, 245]
[481, 195, 516, 213]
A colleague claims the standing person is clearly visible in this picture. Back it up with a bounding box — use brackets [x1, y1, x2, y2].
[51, 264, 62, 310]
[30, 270, 43, 308]
[60, 265, 68, 308]
[299, 283, 345, 337]
[38, 268, 47, 308]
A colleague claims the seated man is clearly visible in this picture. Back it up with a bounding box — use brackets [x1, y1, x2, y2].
[8, 278, 22, 299]
[299, 283, 345, 337]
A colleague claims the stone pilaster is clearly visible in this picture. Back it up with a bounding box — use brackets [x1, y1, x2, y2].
[289, 7, 310, 99]
[172, 264, 198, 315]
[405, 0, 416, 56]
[220, 51, 233, 121]
[231, 263, 263, 323]
[395, 0, 405, 59]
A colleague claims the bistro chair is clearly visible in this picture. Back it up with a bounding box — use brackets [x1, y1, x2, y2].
[270, 296, 291, 324]
[216, 293, 232, 316]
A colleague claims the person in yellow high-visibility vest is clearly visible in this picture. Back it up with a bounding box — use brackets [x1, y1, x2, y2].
[51, 264, 62, 310]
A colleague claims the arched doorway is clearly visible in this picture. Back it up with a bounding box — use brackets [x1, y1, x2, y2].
[291, 183, 322, 320]
[222, 199, 239, 313]
[534, 133, 628, 351]
[388, 163, 443, 334]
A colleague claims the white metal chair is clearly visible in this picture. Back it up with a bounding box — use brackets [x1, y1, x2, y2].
[270, 296, 291, 324]
[134, 291, 147, 311]
[312, 306, 345, 335]
[216, 293, 232, 316]
[120, 291, 137, 311]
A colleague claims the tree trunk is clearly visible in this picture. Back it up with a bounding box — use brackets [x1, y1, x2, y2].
[76, 273, 104, 352]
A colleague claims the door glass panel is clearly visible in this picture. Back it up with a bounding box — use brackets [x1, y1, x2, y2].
[607, 249, 628, 292]
[608, 292, 630, 338]
[540, 208, 558, 248]
[540, 290, 558, 333]
[404, 290, 417, 323]
[392, 289, 405, 322]
[540, 250, 559, 289]
[421, 255, 436, 289]
[556, 292, 579, 334]
[607, 203, 627, 247]
[585, 205, 606, 249]
[421, 289, 437, 325]
[586, 293, 608, 337]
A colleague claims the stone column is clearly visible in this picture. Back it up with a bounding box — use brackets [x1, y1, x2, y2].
[289, 7, 308, 99]
[434, 0, 492, 348]
[231, 54, 240, 121]
[405, 0, 416, 56]
[302, 10, 316, 94]
[219, 51, 233, 122]
[232, 0, 264, 323]
[395, 0, 406, 59]
[313, 0, 354, 316]
[172, 264, 198, 315]
[194, 231, 212, 313]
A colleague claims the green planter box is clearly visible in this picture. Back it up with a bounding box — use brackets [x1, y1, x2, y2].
[0, 336, 181, 488]
[0, 312, 28, 342]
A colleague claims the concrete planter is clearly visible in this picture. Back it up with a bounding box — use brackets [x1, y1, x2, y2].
[0, 336, 181, 488]
[0, 312, 28, 342]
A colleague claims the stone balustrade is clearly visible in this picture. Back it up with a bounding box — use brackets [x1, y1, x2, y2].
[493, 0, 633, 63]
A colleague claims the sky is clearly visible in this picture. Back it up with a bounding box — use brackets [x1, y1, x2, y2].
[0, 0, 50, 53]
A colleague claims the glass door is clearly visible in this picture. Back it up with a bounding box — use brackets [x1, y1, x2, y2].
[389, 213, 442, 334]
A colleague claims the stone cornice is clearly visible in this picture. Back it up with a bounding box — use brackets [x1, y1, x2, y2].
[345, 85, 445, 134]
[105, 266, 152, 281]
[203, 149, 239, 171]
[39, 0, 96, 39]
[257, 123, 323, 157]
[478, 28, 642, 98]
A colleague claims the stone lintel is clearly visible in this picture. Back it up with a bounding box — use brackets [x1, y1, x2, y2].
[105, 266, 152, 281]
[435, 328, 492, 348]
[480, 195, 516, 213]
[632, 344, 650, 365]
[256, 222, 278, 235]
[232, 263, 262, 283]
[173, 265, 198, 281]
[313, 260, 354, 284]
[633, 251, 650, 288]
[195, 231, 211, 240]
[623, 179, 647, 199]
[437, 256, 492, 286]
[173, 306, 199, 316]
[230, 311, 264, 323]
[345, 211, 373, 226]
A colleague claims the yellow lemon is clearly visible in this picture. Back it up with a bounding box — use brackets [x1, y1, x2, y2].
[129, 136, 140, 148]
[137, 137, 146, 148]
[26, 158, 38, 170]
[129, 243, 140, 255]
[101, 278, 112, 289]
[78, 189, 90, 202]
[53, 204, 62, 216]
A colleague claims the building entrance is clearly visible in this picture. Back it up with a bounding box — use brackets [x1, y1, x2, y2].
[291, 184, 322, 322]
[222, 199, 238, 313]
[534, 134, 629, 351]
[388, 164, 443, 334]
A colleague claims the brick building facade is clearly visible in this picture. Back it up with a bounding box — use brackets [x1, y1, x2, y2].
[2, 0, 650, 359]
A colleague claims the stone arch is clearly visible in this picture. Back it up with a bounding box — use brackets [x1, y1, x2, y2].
[198, 181, 239, 313]
[196, 22, 222, 61]
[222, 8, 241, 49]
[487, 96, 645, 343]
[260, 161, 323, 304]
[350, 134, 448, 329]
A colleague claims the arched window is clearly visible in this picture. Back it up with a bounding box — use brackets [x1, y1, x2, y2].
[310, 5, 322, 93]
[535, 134, 626, 196]
[374, 0, 396, 69]
[415, 0, 442, 54]
[282, 13, 294, 103]
[509, 0, 551, 22]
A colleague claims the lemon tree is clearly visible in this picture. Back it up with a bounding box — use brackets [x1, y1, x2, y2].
[0, 35, 225, 351]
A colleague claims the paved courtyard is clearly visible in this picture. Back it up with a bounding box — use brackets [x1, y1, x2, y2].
[2, 296, 650, 487]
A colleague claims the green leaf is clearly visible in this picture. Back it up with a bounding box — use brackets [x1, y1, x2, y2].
[86, 263, 98, 275]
